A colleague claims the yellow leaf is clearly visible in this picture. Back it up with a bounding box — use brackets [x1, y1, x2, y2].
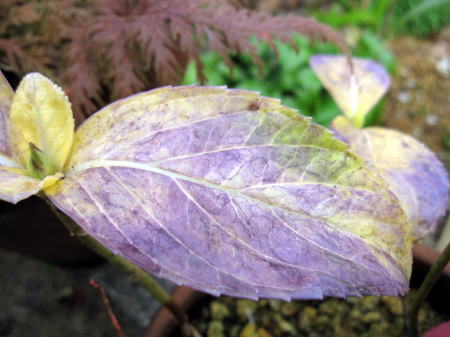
[10, 73, 74, 173]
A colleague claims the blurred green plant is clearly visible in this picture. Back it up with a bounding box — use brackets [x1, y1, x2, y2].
[392, 0, 450, 38]
[311, 0, 393, 34]
[310, 0, 450, 38]
[183, 33, 395, 126]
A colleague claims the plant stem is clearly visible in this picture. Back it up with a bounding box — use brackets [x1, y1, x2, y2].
[408, 241, 450, 337]
[401, 295, 409, 335]
[45, 200, 189, 323]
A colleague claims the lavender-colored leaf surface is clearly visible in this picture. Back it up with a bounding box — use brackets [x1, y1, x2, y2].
[0, 167, 42, 204]
[0, 71, 14, 157]
[48, 87, 411, 300]
[332, 116, 449, 239]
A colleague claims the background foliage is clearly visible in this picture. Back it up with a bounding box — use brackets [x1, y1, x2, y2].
[310, 0, 450, 38]
[391, 0, 450, 38]
[183, 32, 395, 126]
[0, 0, 447, 126]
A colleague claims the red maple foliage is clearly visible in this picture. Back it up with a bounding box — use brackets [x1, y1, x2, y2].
[1, 0, 348, 123]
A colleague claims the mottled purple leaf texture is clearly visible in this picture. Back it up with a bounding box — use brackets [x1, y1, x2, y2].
[332, 116, 449, 240]
[48, 87, 412, 300]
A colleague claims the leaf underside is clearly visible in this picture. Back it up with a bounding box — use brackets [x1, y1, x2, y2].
[332, 116, 449, 240]
[48, 86, 411, 300]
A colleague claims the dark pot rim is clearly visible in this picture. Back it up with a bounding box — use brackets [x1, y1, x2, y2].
[144, 244, 450, 337]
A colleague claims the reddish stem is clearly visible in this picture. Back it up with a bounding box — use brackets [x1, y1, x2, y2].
[89, 278, 127, 337]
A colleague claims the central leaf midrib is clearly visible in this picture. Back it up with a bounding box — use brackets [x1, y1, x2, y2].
[67, 157, 367, 202]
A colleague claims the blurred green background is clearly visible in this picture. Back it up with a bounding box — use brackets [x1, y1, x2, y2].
[183, 0, 449, 127]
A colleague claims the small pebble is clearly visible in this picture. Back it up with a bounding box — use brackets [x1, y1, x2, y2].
[281, 302, 297, 316]
[257, 328, 273, 337]
[268, 300, 281, 311]
[346, 296, 363, 305]
[331, 315, 344, 334]
[361, 297, 380, 311]
[297, 307, 317, 330]
[258, 299, 268, 308]
[368, 321, 390, 335]
[210, 301, 230, 320]
[381, 296, 403, 316]
[207, 321, 225, 337]
[397, 91, 411, 104]
[418, 308, 427, 325]
[315, 314, 329, 326]
[240, 322, 257, 337]
[318, 299, 340, 316]
[426, 114, 439, 126]
[350, 308, 363, 320]
[259, 312, 272, 328]
[275, 313, 296, 334]
[236, 300, 258, 321]
[361, 312, 383, 323]
[406, 78, 416, 88]
[230, 325, 241, 337]
[435, 57, 450, 77]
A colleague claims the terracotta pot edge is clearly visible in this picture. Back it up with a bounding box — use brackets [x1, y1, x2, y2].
[145, 286, 207, 337]
[412, 244, 450, 277]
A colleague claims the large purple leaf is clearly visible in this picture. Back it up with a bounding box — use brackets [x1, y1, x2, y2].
[47, 87, 411, 300]
[332, 116, 449, 239]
